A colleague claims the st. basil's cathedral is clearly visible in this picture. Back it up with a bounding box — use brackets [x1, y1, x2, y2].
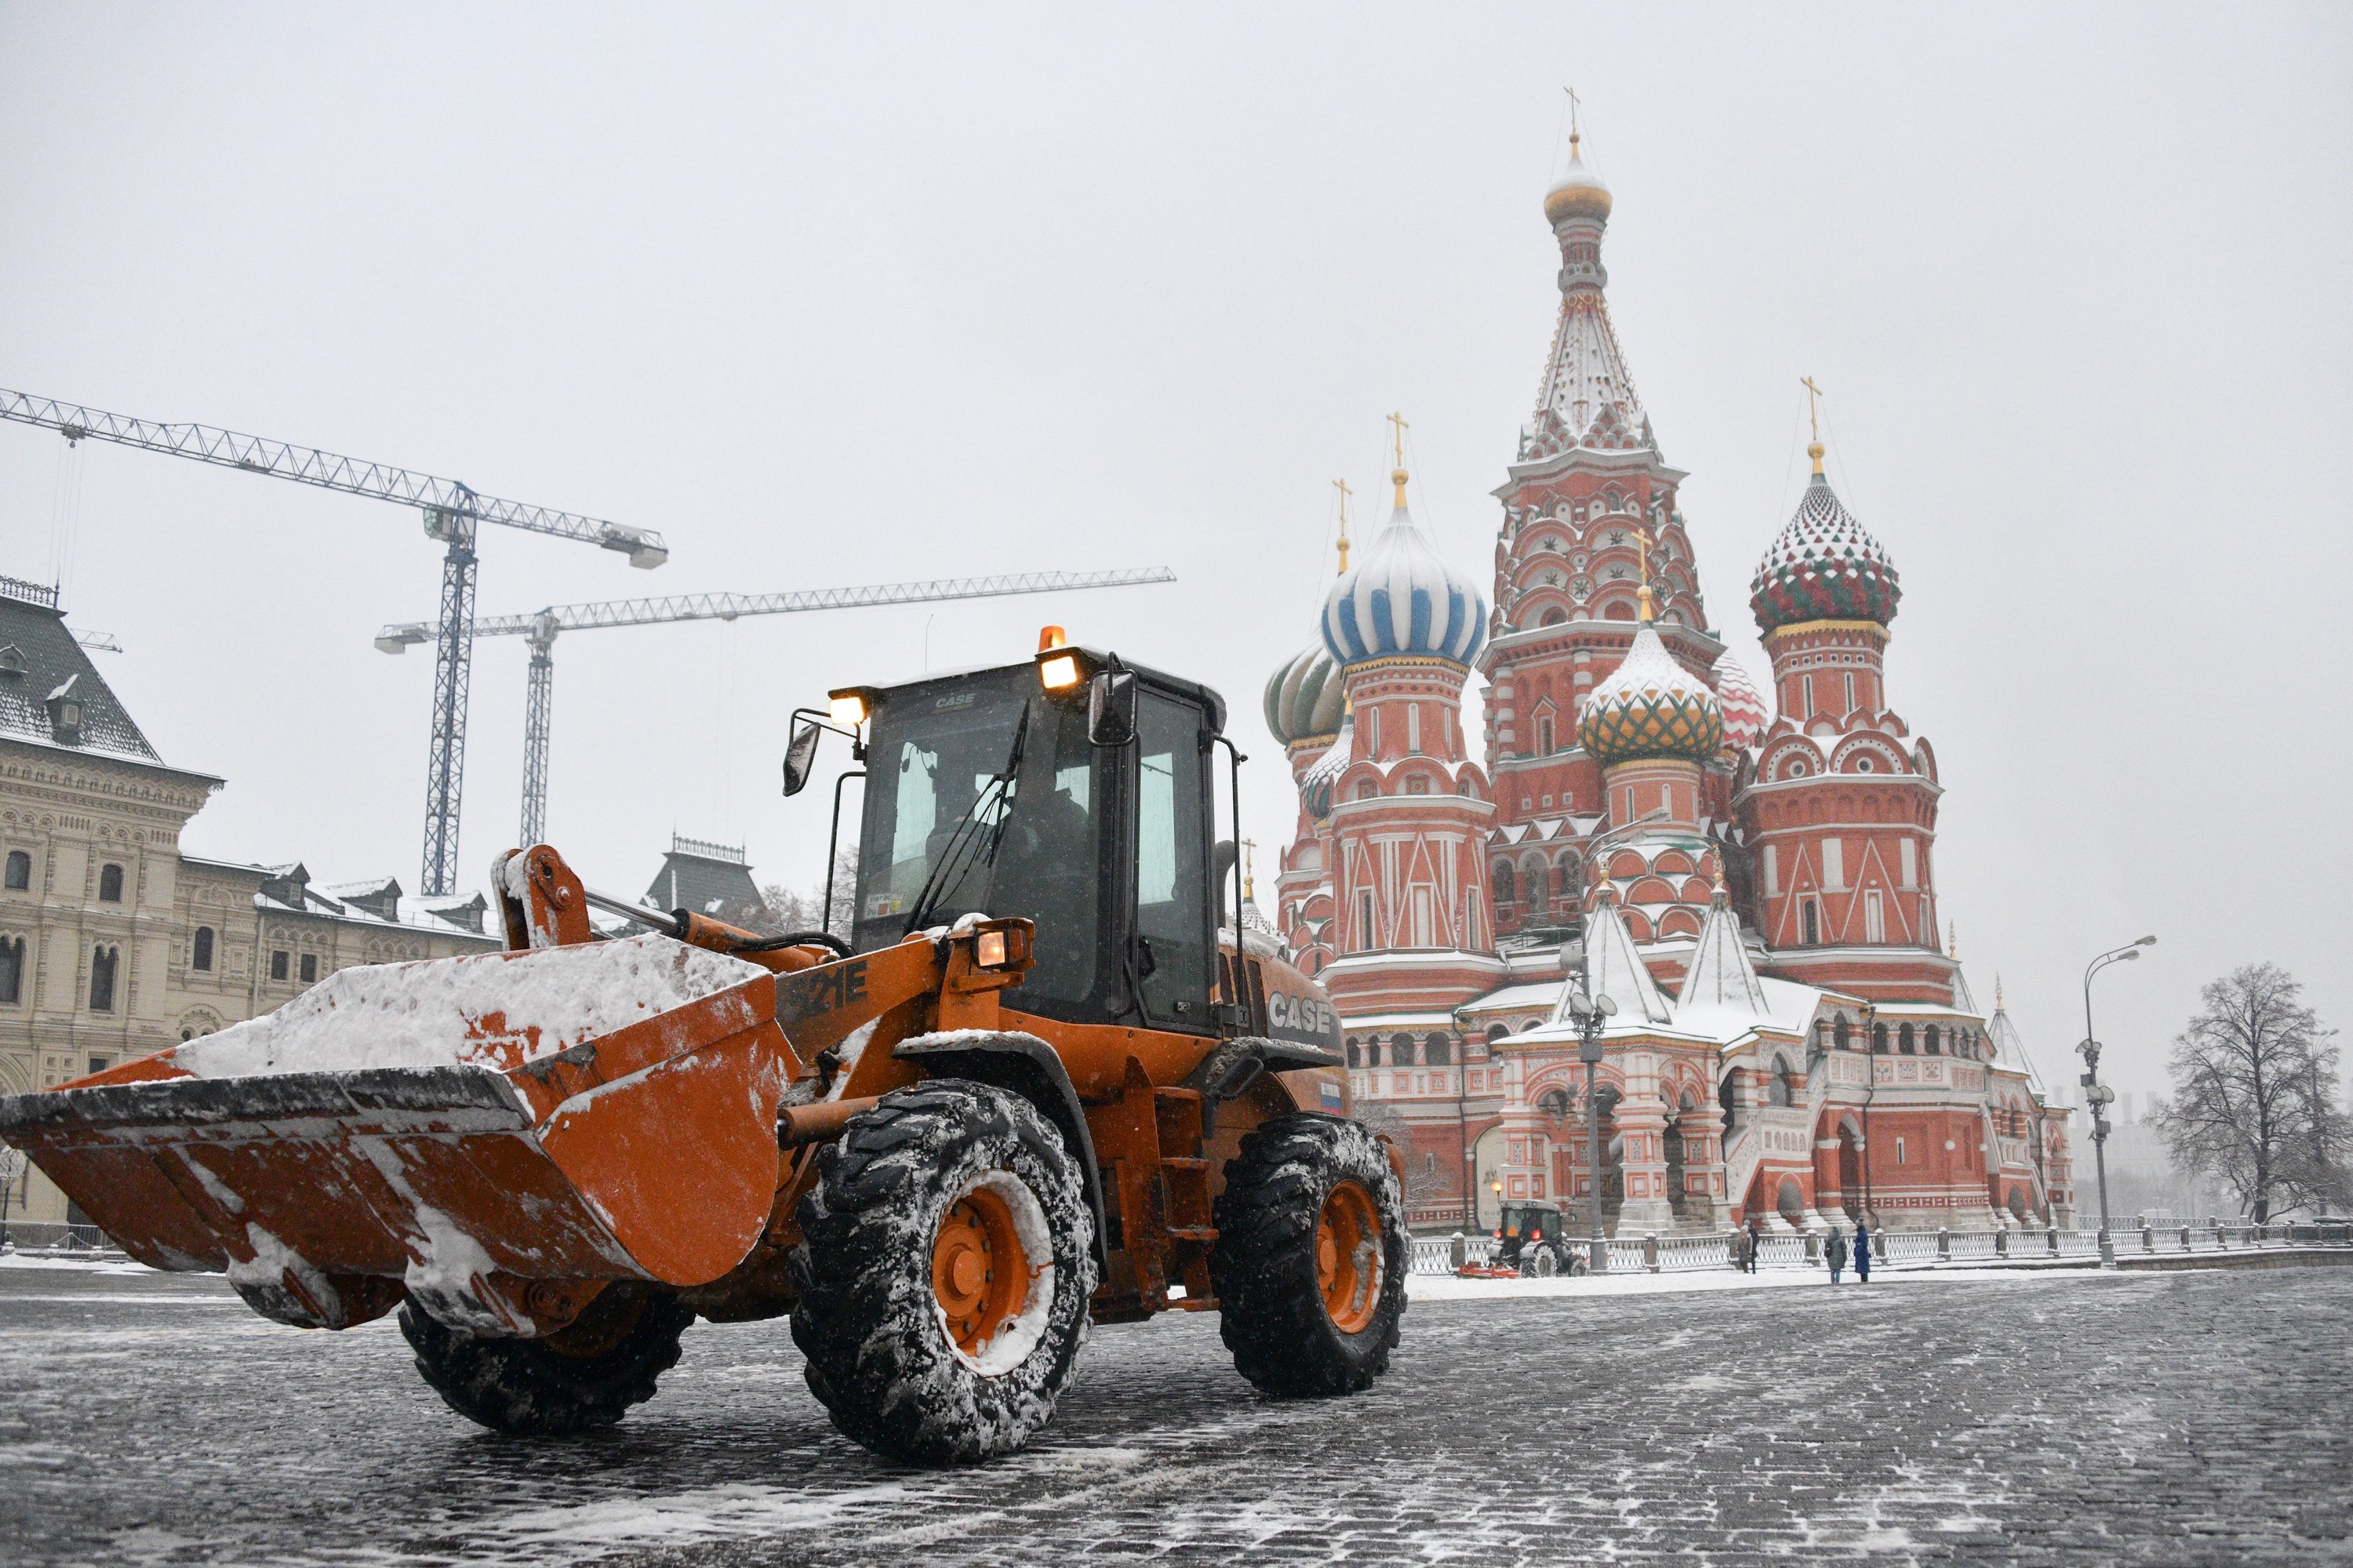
[1262, 133, 2075, 1237]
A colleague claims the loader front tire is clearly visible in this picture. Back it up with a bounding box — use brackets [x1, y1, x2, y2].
[398, 1286, 693, 1436]
[790, 1080, 1096, 1464]
[1211, 1114, 1406, 1397]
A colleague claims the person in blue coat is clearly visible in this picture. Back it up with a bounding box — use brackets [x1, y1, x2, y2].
[1853, 1221, 1873, 1283]
[1825, 1224, 1849, 1283]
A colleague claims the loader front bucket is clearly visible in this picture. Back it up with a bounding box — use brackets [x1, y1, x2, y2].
[0, 933, 802, 1334]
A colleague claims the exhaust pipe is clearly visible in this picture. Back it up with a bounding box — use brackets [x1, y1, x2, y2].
[778, 1097, 881, 1148]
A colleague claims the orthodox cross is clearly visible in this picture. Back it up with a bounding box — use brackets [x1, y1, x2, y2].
[1333, 477, 1353, 573]
[1564, 85, 1583, 152]
[1635, 523, 1656, 620]
[1387, 411, 1411, 508]
[1801, 376, 1826, 442]
[1242, 838, 1258, 900]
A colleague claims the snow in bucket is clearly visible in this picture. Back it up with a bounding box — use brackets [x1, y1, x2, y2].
[173, 933, 767, 1079]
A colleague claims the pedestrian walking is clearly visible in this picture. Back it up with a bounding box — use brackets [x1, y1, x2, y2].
[1744, 1217, 1764, 1275]
[1853, 1220, 1873, 1284]
[1825, 1224, 1848, 1284]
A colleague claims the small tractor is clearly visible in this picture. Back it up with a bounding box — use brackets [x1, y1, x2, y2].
[1469, 1199, 1589, 1278]
[0, 638, 1407, 1463]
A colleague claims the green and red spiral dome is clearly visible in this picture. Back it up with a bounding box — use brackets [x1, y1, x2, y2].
[1748, 467, 1901, 633]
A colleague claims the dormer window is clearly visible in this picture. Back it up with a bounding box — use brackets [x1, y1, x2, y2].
[0, 645, 24, 676]
[45, 675, 85, 745]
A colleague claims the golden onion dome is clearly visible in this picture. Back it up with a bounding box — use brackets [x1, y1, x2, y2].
[1577, 623, 1723, 766]
[1544, 135, 1613, 227]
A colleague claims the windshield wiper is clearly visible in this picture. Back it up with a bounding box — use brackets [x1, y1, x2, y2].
[901, 704, 1031, 936]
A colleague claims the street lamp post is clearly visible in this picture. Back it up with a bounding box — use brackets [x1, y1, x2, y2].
[1857, 999, 1878, 1227]
[2079, 936, 2156, 1268]
[1566, 985, 1617, 1273]
[1452, 1010, 1475, 1232]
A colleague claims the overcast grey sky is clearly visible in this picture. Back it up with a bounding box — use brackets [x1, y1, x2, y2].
[2, 4, 2346, 1104]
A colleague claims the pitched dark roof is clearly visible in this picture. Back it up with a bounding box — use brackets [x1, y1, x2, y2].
[0, 577, 161, 761]
[645, 835, 771, 925]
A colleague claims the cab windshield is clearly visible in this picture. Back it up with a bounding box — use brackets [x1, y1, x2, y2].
[850, 670, 1104, 1011]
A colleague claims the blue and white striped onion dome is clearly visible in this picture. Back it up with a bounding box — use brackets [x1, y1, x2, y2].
[1320, 495, 1488, 668]
[1263, 642, 1344, 746]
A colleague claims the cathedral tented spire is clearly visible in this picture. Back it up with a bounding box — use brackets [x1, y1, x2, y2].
[1564, 886, 1671, 1026]
[1678, 890, 1767, 1018]
[1527, 126, 1654, 460]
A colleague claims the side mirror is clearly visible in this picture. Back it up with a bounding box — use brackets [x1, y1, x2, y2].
[1088, 668, 1137, 748]
[782, 718, 823, 797]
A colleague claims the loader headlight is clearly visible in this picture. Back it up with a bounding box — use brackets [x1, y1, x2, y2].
[975, 929, 1009, 969]
[827, 690, 868, 728]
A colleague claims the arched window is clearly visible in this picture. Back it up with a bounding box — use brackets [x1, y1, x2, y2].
[1871, 1023, 1889, 1055]
[98, 864, 124, 903]
[1776, 1178, 1803, 1221]
[1899, 1023, 1915, 1055]
[1359, 1037, 1380, 1068]
[1557, 856, 1582, 903]
[1540, 609, 1566, 628]
[1767, 1056, 1792, 1108]
[1925, 1025, 1940, 1055]
[1537, 716, 1555, 755]
[1390, 1032, 1417, 1068]
[192, 926, 215, 973]
[0, 935, 23, 1004]
[3, 850, 29, 890]
[1345, 1038, 1360, 1068]
[1833, 1015, 1851, 1051]
[1486, 1023, 1508, 1047]
[1718, 1074, 1737, 1134]
[1493, 862, 1515, 908]
[1425, 1033, 1452, 1067]
[1538, 1088, 1571, 1118]
[89, 944, 118, 1012]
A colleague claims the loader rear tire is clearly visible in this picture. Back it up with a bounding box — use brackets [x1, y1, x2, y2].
[790, 1080, 1096, 1464]
[1211, 1114, 1406, 1398]
[398, 1287, 693, 1436]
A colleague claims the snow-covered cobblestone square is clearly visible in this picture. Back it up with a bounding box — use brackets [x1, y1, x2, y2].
[2, 1259, 2348, 1565]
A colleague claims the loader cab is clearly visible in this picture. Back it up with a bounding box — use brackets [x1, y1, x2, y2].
[840, 651, 1224, 1037]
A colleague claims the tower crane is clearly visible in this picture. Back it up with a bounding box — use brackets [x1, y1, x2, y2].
[376, 565, 1177, 846]
[0, 387, 668, 897]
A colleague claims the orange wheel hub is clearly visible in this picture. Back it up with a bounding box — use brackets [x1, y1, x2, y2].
[1316, 1179, 1384, 1334]
[932, 1184, 1029, 1356]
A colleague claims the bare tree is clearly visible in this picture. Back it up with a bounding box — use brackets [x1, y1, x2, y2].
[1352, 1099, 1449, 1207]
[2153, 964, 2346, 1221]
[758, 846, 862, 940]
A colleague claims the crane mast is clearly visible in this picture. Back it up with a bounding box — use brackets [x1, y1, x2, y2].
[0, 388, 668, 896]
[379, 566, 1178, 846]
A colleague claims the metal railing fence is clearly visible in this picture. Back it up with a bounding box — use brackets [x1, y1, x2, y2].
[1408, 1221, 2353, 1276]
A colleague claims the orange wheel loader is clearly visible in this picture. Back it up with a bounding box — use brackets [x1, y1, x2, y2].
[0, 640, 1407, 1462]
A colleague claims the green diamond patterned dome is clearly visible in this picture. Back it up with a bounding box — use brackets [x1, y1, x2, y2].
[1578, 624, 1724, 766]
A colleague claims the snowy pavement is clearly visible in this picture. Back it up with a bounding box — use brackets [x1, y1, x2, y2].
[2, 1261, 2348, 1566]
